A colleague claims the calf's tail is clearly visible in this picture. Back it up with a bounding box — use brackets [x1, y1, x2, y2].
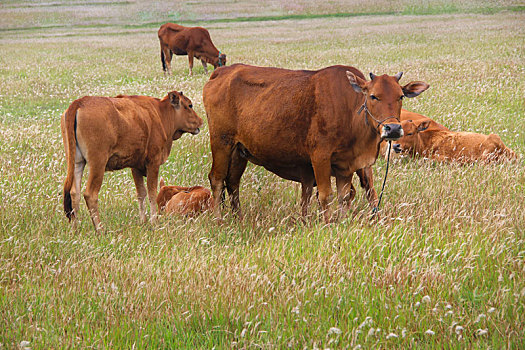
[63, 101, 81, 221]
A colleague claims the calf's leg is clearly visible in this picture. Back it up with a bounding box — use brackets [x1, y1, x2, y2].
[131, 168, 148, 223]
[146, 166, 160, 223]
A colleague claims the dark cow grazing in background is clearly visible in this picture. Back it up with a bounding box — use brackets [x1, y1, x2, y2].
[158, 23, 227, 76]
[157, 179, 214, 217]
[395, 119, 518, 163]
[203, 64, 429, 223]
[61, 91, 203, 232]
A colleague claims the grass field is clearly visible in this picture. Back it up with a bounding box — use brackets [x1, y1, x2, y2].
[1, 0, 524, 348]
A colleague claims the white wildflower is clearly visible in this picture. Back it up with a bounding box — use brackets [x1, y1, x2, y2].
[455, 325, 464, 335]
[488, 307, 496, 313]
[425, 329, 435, 336]
[422, 295, 431, 304]
[328, 327, 342, 335]
[386, 333, 398, 339]
[476, 329, 488, 336]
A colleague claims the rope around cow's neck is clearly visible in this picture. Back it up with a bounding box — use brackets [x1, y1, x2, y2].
[371, 139, 392, 220]
[218, 51, 223, 67]
[358, 96, 401, 135]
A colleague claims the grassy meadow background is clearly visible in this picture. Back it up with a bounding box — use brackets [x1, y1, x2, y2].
[1, 0, 524, 348]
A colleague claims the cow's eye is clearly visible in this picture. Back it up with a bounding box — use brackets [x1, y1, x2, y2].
[189, 104, 193, 109]
[370, 95, 378, 101]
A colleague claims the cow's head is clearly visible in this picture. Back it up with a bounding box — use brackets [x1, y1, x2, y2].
[393, 119, 432, 154]
[346, 71, 429, 141]
[215, 52, 227, 68]
[167, 91, 203, 139]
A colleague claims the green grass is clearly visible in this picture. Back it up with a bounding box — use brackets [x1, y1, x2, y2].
[1, 1, 525, 349]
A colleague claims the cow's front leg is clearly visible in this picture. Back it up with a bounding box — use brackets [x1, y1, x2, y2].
[311, 155, 333, 223]
[201, 60, 208, 74]
[146, 166, 160, 224]
[335, 172, 355, 219]
[131, 168, 147, 223]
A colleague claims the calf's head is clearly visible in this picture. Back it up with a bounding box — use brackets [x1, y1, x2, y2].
[346, 71, 429, 141]
[393, 119, 431, 154]
[165, 91, 203, 139]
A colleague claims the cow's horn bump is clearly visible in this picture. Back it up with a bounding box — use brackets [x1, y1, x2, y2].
[370, 73, 376, 81]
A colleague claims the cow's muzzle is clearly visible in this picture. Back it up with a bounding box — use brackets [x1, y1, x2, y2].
[381, 123, 404, 141]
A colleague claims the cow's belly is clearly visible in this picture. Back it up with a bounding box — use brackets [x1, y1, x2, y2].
[105, 151, 146, 172]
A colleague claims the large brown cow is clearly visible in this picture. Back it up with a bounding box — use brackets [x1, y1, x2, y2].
[394, 119, 518, 163]
[158, 23, 227, 76]
[203, 64, 429, 223]
[61, 91, 203, 232]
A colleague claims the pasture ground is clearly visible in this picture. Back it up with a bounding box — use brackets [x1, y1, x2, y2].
[1, 1, 524, 348]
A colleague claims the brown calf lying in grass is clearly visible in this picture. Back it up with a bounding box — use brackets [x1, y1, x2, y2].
[157, 179, 214, 216]
[395, 119, 518, 163]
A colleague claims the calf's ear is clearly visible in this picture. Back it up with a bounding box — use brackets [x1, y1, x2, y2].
[169, 91, 181, 108]
[403, 81, 429, 98]
[417, 120, 431, 132]
[346, 71, 367, 93]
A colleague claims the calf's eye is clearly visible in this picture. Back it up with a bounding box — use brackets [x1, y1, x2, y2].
[370, 95, 378, 101]
[189, 104, 193, 109]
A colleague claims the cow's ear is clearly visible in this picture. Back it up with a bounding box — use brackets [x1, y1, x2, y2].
[169, 91, 181, 108]
[346, 71, 367, 93]
[417, 120, 431, 132]
[403, 81, 429, 98]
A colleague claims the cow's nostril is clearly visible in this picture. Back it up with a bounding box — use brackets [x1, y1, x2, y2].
[384, 125, 391, 131]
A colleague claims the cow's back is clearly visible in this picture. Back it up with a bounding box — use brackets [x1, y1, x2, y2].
[204, 64, 363, 166]
[74, 95, 161, 171]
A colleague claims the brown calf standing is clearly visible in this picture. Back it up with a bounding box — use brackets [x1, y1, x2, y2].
[61, 91, 203, 232]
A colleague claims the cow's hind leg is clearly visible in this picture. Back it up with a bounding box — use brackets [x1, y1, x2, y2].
[311, 154, 333, 223]
[131, 169, 148, 223]
[83, 163, 105, 233]
[226, 146, 248, 218]
[209, 142, 235, 220]
[300, 173, 315, 218]
[357, 167, 378, 209]
[335, 172, 355, 219]
[70, 155, 86, 228]
[161, 45, 173, 75]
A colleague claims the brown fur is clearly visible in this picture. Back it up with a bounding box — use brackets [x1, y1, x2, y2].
[397, 119, 518, 163]
[61, 91, 203, 232]
[380, 109, 449, 158]
[158, 23, 227, 76]
[203, 64, 429, 223]
[156, 180, 214, 216]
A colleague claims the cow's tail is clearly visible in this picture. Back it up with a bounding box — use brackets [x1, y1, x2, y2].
[161, 48, 167, 73]
[63, 100, 81, 221]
